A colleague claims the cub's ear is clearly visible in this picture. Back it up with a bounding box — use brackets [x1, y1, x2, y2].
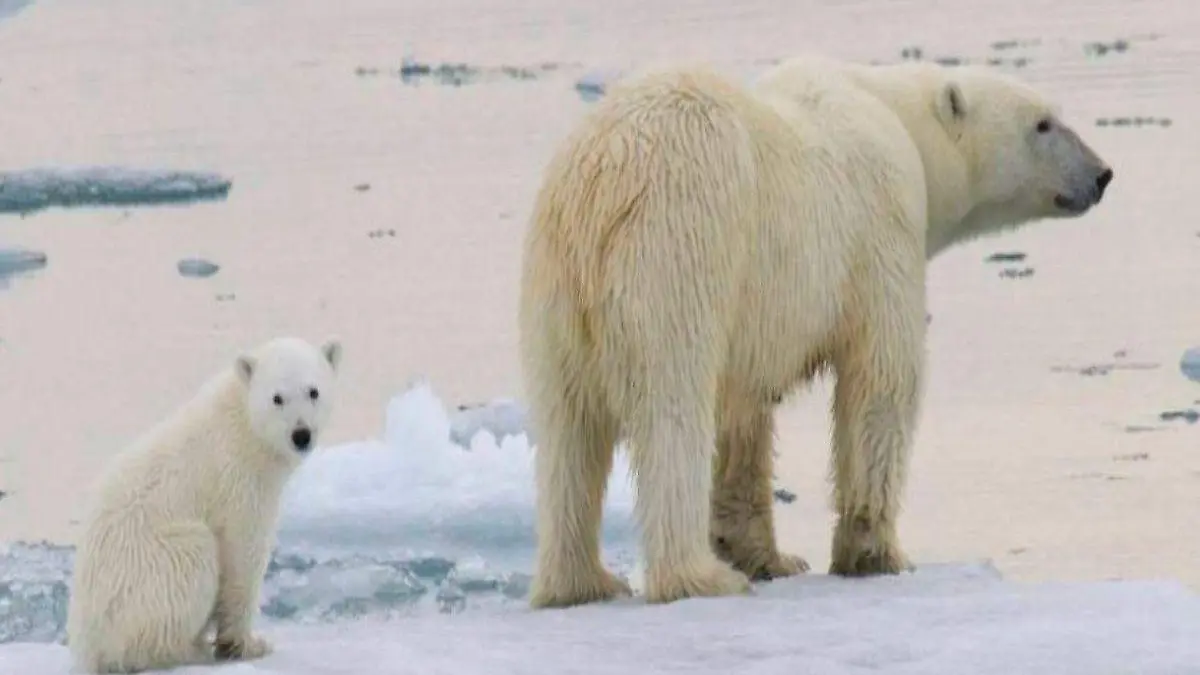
[936, 81, 967, 130]
[235, 354, 256, 385]
[320, 338, 343, 372]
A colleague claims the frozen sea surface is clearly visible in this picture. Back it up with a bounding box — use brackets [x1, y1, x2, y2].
[3, 382, 1199, 671]
[3, 562, 1200, 674]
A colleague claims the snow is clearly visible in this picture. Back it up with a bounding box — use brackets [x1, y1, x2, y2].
[4, 380, 1200, 672]
[0, 167, 232, 215]
[3, 562, 1200, 674]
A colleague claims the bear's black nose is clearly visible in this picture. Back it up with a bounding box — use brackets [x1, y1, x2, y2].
[291, 427, 312, 451]
[1095, 168, 1114, 196]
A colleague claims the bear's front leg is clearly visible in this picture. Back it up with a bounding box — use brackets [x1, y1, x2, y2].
[711, 399, 809, 580]
[828, 282, 924, 577]
[213, 527, 274, 661]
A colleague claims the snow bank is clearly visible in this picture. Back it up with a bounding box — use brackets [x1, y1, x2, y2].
[276, 380, 638, 564]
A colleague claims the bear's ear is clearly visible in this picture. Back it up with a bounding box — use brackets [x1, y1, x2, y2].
[320, 339, 343, 372]
[937, 81, 967, 128]
[235, 354, 256, 384]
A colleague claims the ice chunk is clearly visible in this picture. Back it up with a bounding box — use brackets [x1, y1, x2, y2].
[0, 542, 73, 644]
[0, 248, 47, 286]
[277, 380, 637, 563]
[574, 72, 608, 102]
[0, 544, 535, 644]
[448, 398, 531, 447]
[1181, 347, 1200, 383]
[0, 167, 232, 215]
[176, 258, 220, 279]
[0, 0, 33, 22]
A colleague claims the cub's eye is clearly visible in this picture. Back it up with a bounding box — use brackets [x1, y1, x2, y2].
[1035, 118, 1052, 134]
[272, 394, 285, 407]
[308, 388, 320, 401]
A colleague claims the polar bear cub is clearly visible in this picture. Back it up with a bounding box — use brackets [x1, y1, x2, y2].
[66, 336, 342, 673]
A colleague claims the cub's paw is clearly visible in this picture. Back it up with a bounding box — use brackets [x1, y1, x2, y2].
[215, 633, 273, 661]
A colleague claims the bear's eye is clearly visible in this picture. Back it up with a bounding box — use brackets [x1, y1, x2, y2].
[272, 394, 285, 407]
[1035, 118, 1052, 134]
[308, 387, 319, 401]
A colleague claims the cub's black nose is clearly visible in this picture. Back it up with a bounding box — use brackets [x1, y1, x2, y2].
[291, 427, 312, 451]
[1095, 168, 1114, 196]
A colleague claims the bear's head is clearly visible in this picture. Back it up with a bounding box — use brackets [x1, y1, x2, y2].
[235, 336, 342, 461]
[928, 67, 1113, 249]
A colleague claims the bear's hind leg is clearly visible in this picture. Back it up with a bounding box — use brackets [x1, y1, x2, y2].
[711, 398, 809, 580]
[628, 390, 752, 604]
[619, 346, 752, 604]
[527, 378, 630, 609]
[828, 282, 924, 577]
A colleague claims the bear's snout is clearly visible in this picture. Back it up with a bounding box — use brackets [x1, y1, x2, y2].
[1054, 163, 1113, 214]
[1094, 167, 1114, 200]
[291, 427, 312, 452]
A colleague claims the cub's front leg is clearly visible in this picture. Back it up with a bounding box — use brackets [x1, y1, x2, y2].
[213, 522, 275, 661]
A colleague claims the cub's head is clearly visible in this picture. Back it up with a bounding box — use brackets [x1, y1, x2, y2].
[235, 336, 342, 461]
[931, 67, 1113, 241]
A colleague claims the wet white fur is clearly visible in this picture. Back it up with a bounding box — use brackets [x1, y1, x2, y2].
[519, 55, 1111, 607]
[66, 337, 342, 673]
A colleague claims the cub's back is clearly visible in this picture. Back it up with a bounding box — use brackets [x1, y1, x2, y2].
[78, 372, 245, 533]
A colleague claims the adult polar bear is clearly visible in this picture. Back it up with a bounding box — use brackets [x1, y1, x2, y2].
[518, 55, 1113, 607]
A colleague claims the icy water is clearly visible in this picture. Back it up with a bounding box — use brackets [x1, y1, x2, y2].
[0, 0, 1198, 648]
